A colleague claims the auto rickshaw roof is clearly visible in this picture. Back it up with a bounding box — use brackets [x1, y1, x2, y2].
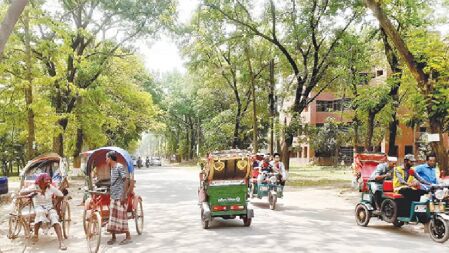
[21, 153, 64, 175]
[209, 149, 252, 160]
[84, 146, 134, 174]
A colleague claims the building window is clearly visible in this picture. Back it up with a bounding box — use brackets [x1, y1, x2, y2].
[419, 127, 427, 132]
[303, 147, 308, 158]
[405, 145, 413, 155]
[377, 69, 384, 76]
[316, 99, 352, 112]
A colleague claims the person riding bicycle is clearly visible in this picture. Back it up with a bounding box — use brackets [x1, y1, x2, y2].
[20, 173, 67, 250]
[369, 156, 396, 213]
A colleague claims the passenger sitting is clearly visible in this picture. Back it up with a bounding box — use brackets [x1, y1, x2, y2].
[414, 154, 438, 191]
[20, 173, 67, 250]
[393, 154, 425, 216]
[369, 156, 396, 212]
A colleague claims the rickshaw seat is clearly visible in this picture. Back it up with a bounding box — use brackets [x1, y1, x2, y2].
[383, 180, 394, 192]
[383, 181, 404, 199]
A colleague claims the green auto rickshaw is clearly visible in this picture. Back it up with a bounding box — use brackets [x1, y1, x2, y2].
[198, 149, 254, 229]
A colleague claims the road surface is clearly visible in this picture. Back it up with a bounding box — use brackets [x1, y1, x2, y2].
[1, 166, 449, 252]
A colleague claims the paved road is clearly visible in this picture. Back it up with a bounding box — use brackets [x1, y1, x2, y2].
[2, 166, 449, 252]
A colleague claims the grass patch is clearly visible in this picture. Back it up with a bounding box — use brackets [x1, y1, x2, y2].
[287, 165, 352, 187]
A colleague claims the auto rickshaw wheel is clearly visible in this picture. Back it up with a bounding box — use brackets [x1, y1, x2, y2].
[201, 208, 209, 229]
[243, 217, 252, 227]
[134, 199, 144, 235]
[86, 212, 102, 253]
[381, 199, 398, 223]
[61, 201, 71, 239]
[429, 216, 449, 243]
[8, 215, 22, 239]
[355, 203, 371, 227]
[269, 192, 277, 210]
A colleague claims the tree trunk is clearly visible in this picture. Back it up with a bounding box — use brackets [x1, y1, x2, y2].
[0, 0, 28, 56]
[232, 107, 242, 149]
[365, 0, 448, 175]
[23, 8, 35, 160]
[269, 59, 275, 155]
[281, 117, 292, 170]
[244, 46, 258, 153]
[53, 118, 68, 156]
[353, 117, 360, 153]
[73, 128, 83, 168]
[387, 113, 398, 156]
[365, 112, 375, 152]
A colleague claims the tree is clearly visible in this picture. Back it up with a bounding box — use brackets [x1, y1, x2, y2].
[365, 0, 449, 175]
[204, 0, 364, 169]
[0, 0, 28, 56]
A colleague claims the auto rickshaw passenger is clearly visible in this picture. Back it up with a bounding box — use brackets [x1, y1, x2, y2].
[269, 153, 288, 186]
[20, 173, 67, 250]
[414, 154, 438, 191]
[394, 154, 426, 215]
[369, 156, 396, 211]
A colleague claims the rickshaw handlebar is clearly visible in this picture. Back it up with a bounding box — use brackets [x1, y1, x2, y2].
[87, 188, 109, 195]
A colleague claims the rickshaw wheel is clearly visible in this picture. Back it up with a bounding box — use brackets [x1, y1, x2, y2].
[355, 203, 371, 227]
[201, 209, 209, 229]
[83, 210, 90, 234]
[62, 201, 71, 239]
[381, 199, 398, 223]
[8, 215, 22, 239]
[86, 212, 102, 253]
[268, 192, 277, 210]
[429, 216, 449, 243]
[134, 199, 144, 235]
[243, 217, 252, 227]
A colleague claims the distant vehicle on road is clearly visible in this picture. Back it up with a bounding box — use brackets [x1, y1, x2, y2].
[151, 157, 162, 166]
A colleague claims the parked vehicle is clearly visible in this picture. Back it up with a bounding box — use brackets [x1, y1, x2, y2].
[7, 153, 71, 240]
[82, 147, 144, 253]
[354, 153, 449, 243]
[198, 149, 254, 229]
[151, 157, 162, 166]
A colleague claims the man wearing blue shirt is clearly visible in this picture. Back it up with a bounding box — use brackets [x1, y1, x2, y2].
[414, 154, 438, 191]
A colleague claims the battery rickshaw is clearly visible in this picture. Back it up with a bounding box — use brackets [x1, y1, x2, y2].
[198, 149, 254, 229]
[7, 153, 71, 240]
[354, 153, 449, 243]
[82, 147, 144, 253]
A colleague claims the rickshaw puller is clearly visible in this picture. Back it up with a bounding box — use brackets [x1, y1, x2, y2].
[20, 173, 67, 251]
[106, 151, 132, 245]
[369, 156, 396, 213]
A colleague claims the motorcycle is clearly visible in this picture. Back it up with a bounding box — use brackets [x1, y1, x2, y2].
[249, 168, 284, 210]
[145, 159, 150, 168]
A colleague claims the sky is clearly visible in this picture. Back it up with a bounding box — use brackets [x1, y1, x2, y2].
[139, 0, 200, 74]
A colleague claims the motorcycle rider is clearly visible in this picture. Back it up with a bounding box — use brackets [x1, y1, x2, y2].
[369, 156, 396, 213]
[137, 156, 143, 169]
[145, 156, 150, 168]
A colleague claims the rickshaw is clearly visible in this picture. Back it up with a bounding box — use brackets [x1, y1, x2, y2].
[82, 147, 144, 253]
[248, 155, 284, 210]
[7, 153, 71, 240]
[198, 149, 254, 229]
[354, 153, 449, 243]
